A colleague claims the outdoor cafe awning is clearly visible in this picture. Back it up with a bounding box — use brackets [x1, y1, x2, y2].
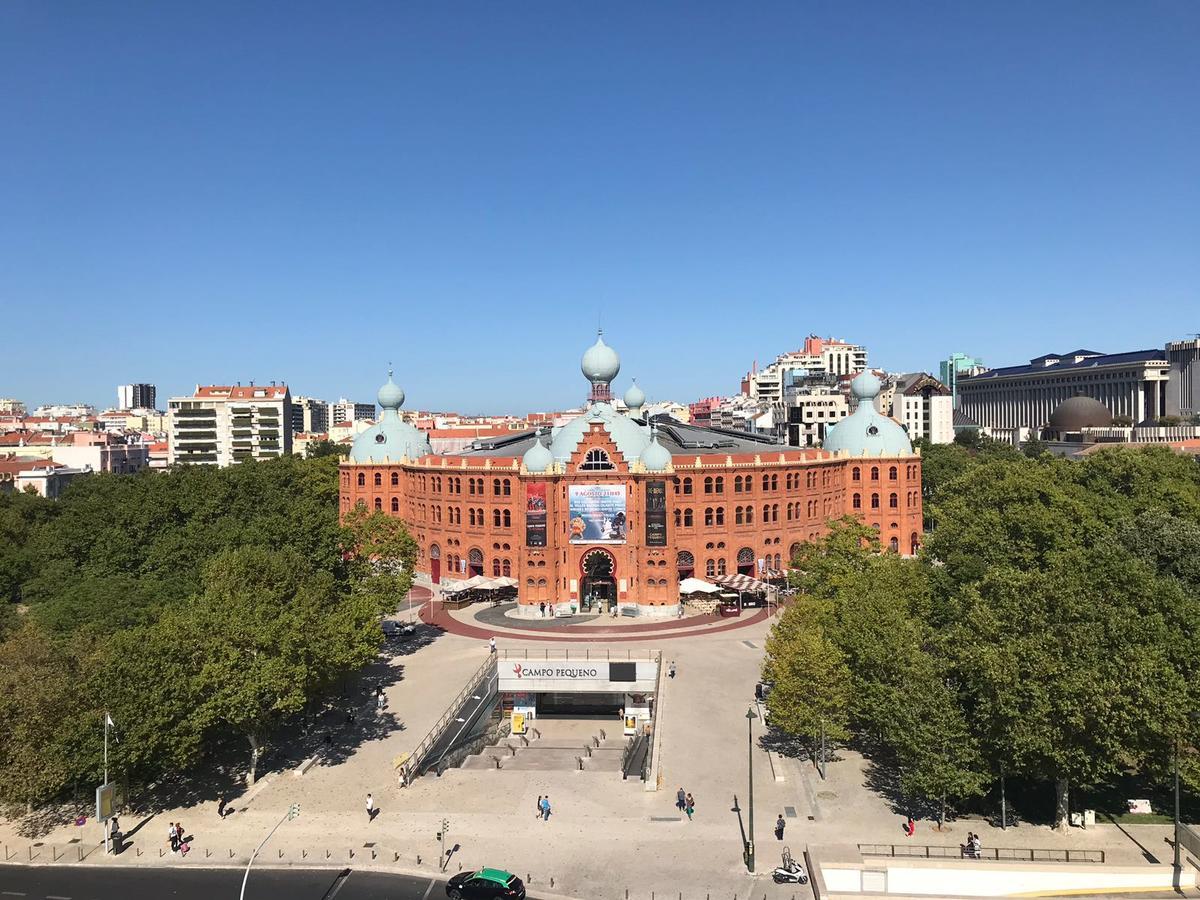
[714, 573, 771, 594]
[678, 577, 721, 595]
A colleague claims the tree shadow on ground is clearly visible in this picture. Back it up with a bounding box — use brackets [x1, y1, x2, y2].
[758, 726, 842, 767]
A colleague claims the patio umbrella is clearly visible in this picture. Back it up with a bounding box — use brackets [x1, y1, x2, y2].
[678, 577, 720, 595]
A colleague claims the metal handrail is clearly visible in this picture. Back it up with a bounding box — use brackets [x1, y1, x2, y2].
[497, 648, 658, 661]
[402, 655, 495, 782]
[857, 844, 1105, 864]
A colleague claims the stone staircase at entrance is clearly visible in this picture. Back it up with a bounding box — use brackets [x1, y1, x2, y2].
[461, 718, 626, 773]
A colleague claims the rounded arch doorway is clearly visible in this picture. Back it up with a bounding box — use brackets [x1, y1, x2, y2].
[580, 548, 617, 614]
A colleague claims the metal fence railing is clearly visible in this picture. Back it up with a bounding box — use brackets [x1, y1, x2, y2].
[498, 648, 658, 660]
[858, 843, 1105, 864]
[402, 655, 495, 783]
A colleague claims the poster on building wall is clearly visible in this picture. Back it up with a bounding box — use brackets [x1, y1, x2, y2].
[526, 482, 547, 547]
[645, 480, 667, 546]
[567, 484, 627, 543]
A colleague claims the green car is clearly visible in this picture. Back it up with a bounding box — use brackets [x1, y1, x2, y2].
[445, 868, 526, 899]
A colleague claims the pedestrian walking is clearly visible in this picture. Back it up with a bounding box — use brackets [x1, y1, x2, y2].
[541, 796, 551, 821]
[685, 793, 695, 821]
[366, 793, 374, 822]
[217, 796, 227, 818]
[904, 816, 915, 837]
[668, 660, 676, 679]
[376, 687, 386, 711]
[489, 636, 497, 654]
[676, 787, 686, 812]
[168, 823, 179, 854]
[536, 795, 543, 819]
[539, 602, 546, 618]
[775, 814, 786, 840]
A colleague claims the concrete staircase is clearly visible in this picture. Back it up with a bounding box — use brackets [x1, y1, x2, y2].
[461, 722, 626, 773]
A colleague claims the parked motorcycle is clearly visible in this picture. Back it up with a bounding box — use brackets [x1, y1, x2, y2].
[772, 847, 809, 885]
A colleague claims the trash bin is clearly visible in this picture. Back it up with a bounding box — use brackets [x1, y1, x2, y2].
[1083, 809, 1095, 829]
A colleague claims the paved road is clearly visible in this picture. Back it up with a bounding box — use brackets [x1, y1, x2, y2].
[0, 865, 449, 900]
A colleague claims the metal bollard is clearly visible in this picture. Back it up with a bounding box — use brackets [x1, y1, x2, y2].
[593, 736, 600, 748]
[279, 848, 284, 858]
[600, 729, 606, 740]
[509, 745, 517, 756]
[326, 849, 331, 859]
[493, 756, 502, 769]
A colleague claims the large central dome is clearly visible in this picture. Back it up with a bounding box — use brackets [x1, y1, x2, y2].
[581, 329, 621, 384]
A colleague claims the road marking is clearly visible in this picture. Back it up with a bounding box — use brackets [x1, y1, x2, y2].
[1, 892, 26, 897]
[421, 878, 436, 900]
[46, 895, 71, 899]
[321, 871, 352, 900]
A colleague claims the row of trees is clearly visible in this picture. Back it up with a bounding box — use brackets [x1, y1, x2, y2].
[764, 444, 1200, 829]
[0, 456, 415, 811]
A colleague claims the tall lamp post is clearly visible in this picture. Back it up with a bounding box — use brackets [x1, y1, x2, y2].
[240, 804, 300, 900]
[746, 706, 757, 873]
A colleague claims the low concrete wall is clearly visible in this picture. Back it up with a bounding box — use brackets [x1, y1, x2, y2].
[812, 846, 1195, 898]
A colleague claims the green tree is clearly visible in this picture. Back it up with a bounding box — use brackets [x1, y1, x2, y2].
[305, 439, 349, 458]
[342, 505, 419, 616]
[1021, 437, 1048, 458]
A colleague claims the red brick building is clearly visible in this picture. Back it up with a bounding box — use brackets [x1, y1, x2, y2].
[340, 333, 923, 618]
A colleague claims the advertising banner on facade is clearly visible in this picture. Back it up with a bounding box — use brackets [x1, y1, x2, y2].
[567, 484, 627, 543]
[645, 480, 667, 547]
[525, 482, 547, 547]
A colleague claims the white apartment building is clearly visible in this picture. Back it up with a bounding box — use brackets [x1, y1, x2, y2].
[743, 335, 868, 403]
[786, 388, 849, 447]
[330, 399, 375, 427]
[51, 432, 150, 474]
[33, 403, 95, 418]
[117, 383, 157, 410]
[891, 373, 954, 444]
[0, 399, 26, 416]
[168, 383, 292, 466]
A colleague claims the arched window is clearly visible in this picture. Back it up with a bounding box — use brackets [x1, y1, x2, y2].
[704, 507, 714, 526]
[789, 541, 802, 562]
[734, 475, 743, 492]
[527, 577, 535, 588]
[737, 547, 754, 565]
[391, 472, 399, 486]
[705, 559, 716, 577]
[717, 558, 727, 576]
[391, 497, 399, 513]
[771, 474, 778, 491]
[773, 553, 781, 570]
[683, 477, 693, 494]
[357, 473, 365, 486]
[581, 448, 614, 471]
[762, 474, 770, 491]
[715, 476, 724, 493]
[683, 508, 693, 527]
[871, 493, 880, 509]
[469, 547, 483, 565]
[373, 473, 382, 487]
[870, 466, 879, 481]
[677, 550, 694, 570]
[735, 506, 744, 525]
[853, 493, 861, 509]
[468, 509, 476, 526]
[503, 479, 511, 496]
[746, 506, 754, 524]
[373, 497, 382, 510]
[493, 509, 501, 527]
[502, 559, 511, 576]
[889, 537, 899, 553]
[704, 476, 713, 494]
[674, 509, 682, 528]
[493, 478, 501, 495]
[762, 504, 769, 522]
[889, 466, 898, 480]
[772, 503, 779, 522]
[503, 510, 511, 527]
[715, 507, 725, 525]
[537, 577, 547, 587]
[889, 493, 898, 509]
[493, 559, 501, 576]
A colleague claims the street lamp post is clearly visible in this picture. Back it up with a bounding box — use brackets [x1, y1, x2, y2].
[240, 804, 300, 900]
[746, 706, 757, 873]
[1174, 737, 1181, 888]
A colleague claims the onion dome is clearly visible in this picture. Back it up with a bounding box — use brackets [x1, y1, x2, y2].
[377, 370, 405, 410]
[623, 379, 646, 416]
[522, 434, 554, 474]
[581, 329, 621, 385]
[349, 371, 432, 463]
[549, 401, 650, 462]
[822, 370, 912, 456]
[1049, 394, 1114, 431]
[639, 426, 672, 471]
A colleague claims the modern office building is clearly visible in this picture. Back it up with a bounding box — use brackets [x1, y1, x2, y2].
[291, 396, 330, 436]
[330, 399, 376, 427]
[742, 335, 868, 403]
[890, 373, 954, 444]
[1166, 338, 1200, 419]
[340, 332, 924, 619]
[939, 354, 987, 406]
[957, 348, 1175, 431]
[117, 383, 157, 410]
[168, 383, 292, 466]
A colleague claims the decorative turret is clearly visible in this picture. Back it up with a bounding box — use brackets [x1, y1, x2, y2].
[639, 425, 672, 472]
[623, 379, 646, 418]
[349, 370, 432, 463]
[522, 434, 554, 474]
[821, 370, 912, 456]
[581, 329, 620, 403]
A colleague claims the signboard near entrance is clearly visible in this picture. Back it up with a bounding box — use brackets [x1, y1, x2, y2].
[567, 484, 627, 543]
[525, 483, 547, 547]
[499, 659, 658, 693]
[645, 480, 667, 546]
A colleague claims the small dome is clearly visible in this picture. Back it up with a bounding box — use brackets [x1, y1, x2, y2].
[623, 380, 645, 412]
[549, 401, 650, 461]
[850, 370, 882, 400]
[639, 429, 672, 471]
[522, 435, 554, 473]
[822, 371, 912, 456]
[1049, 394, 1113, 431]
[581, 329, 621, 384]
[377, 370, 405, 410]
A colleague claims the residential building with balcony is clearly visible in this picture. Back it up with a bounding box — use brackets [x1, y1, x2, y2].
[291, 396, 330, 435]
[330, 399, 376, 427]
[890, 373, 954, 444]
[168, 383, 292, 466]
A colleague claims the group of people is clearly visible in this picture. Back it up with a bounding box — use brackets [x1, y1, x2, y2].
[167, 821, 189, 856]
[675, 787, 695, 820]
[535, 795, 553, 820]
[961, 832, 983, 858]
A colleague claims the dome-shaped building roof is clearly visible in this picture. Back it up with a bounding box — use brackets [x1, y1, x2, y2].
[549, 402, 650, 463]
[349, 372, 432, 464]
[639, 427, 672, 471]
[522, 434, 554, 473]
[623, 379, 646, 415]
[581, 330, 621, 384]
[1049, 394, 1113, 431]
[821, 371, 913, 456]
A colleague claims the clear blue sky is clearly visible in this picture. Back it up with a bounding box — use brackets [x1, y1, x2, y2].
[2, 1, 1197, 414]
